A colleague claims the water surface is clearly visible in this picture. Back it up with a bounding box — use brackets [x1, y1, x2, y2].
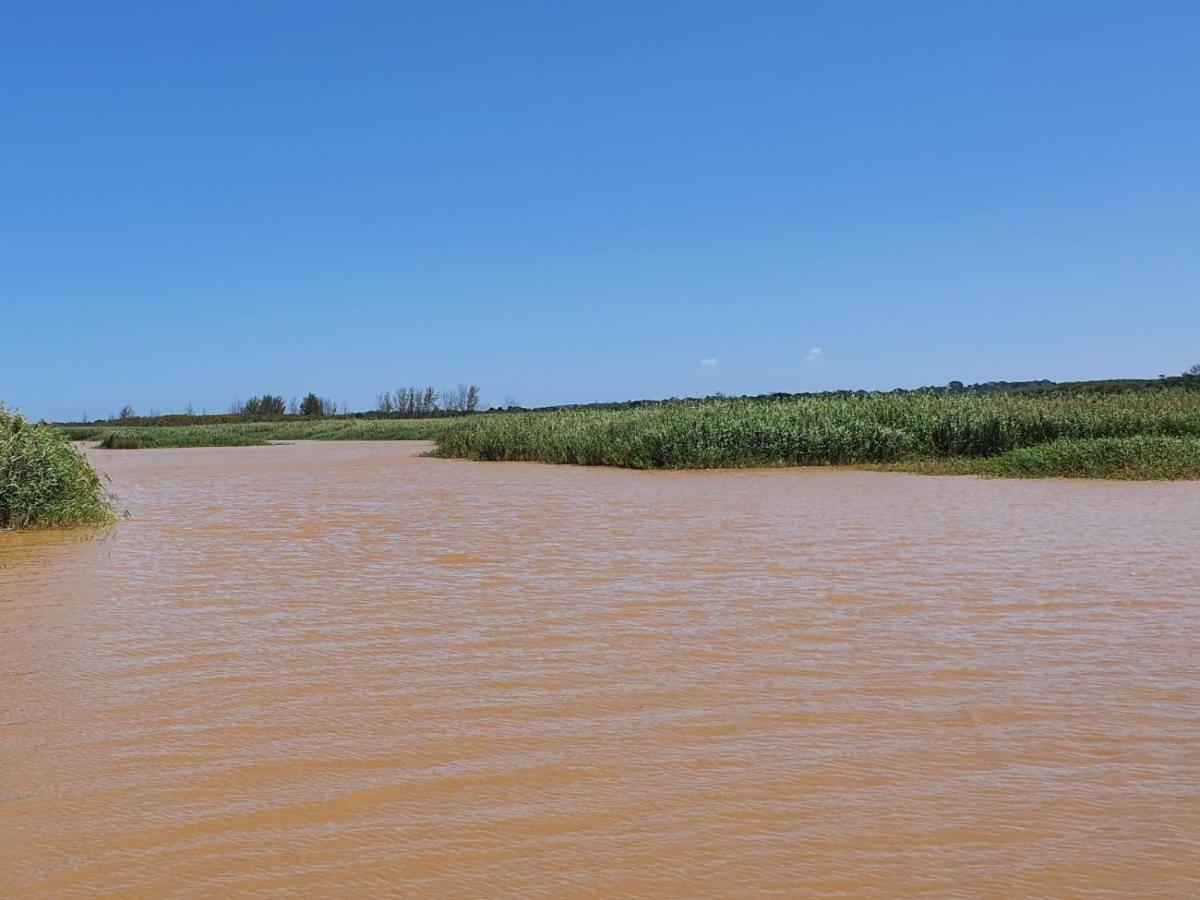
[2, 441, 1198, 896]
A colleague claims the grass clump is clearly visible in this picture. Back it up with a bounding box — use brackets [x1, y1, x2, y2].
[974, 436, 1200, 480]
[1, 406, 115, 529]
[97, 428, 267, 449]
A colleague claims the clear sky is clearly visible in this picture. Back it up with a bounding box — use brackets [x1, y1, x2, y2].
[4, 1, 1198, 420]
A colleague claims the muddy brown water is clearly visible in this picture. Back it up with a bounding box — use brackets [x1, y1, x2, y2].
[2, 441, 1198, 897]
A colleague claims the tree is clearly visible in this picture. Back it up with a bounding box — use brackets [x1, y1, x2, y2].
[118, 405, 136, 420]
[321, 397, 339, 416]
[1185, 364, 1200, 376]
[421, 387, 438, 415]
[376, 391, 394, 413]
[466, 385, 480, 412]
[242, 394, 285, 418]
[300, 393, 323, 417]
[444, 385, 469, 412]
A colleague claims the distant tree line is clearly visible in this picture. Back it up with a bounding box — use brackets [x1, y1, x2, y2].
[223, 393, 352, 417]
[375, 385, 480, 416]
[89, 384, 485, 425]
[70, 365, 1200, 427]
[516, 371, 1200, 415]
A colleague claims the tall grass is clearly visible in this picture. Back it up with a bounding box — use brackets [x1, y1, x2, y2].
[976, 436, 1200, 480]
[2, 406, 115, 529]
[431, 391, 1200, 477]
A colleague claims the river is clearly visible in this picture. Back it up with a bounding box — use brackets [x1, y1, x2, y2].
[2, 441, 1198, 896]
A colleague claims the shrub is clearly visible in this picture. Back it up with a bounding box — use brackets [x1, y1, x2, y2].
[1, 406, 115, 529]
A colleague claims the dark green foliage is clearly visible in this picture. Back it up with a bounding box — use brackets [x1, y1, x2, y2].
[292, 393, 341, 416]
[299, 393, 324, 417]
[240, 394, 286, 418]
[60, 425, 105, 441]
[1, 406, 115, 529]
[97, 429, 266, 449]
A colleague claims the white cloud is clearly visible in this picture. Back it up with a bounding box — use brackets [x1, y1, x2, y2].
[700, 357, 719, 367]
[805, 347, 823, 362]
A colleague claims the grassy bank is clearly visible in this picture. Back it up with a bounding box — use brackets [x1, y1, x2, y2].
[65, 418, 457, 449]
[430, 391, 1200, 479]
[878, 437, 1200, 480]
[2, 407, 115, 529]
[59, 390, 1200, 479]
[974, 436, 1200, 480]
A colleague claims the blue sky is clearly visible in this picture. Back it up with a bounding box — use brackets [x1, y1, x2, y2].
[4, 1, 1198, 420]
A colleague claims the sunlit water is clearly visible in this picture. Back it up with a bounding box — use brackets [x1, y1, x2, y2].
[2, 441, 1198, 897]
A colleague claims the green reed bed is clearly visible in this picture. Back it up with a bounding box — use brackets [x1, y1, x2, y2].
[2, 407, 115, 529]
[976, 436, 1200, 480]
[430, 391, 1200, 478]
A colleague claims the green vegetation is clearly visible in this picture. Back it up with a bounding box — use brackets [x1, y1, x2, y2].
[74, 417, 457, 449]
[430, 390, 1200, 479]
[975, 436, 1200, 480]
[237, 394, 286, 418]
[1, 406, 115, 529]
[522, 372, 1200, 413]
[298, 393, 334, 417]
[96, 429, 267, 449]
[51, 376, 1200, 479]
[876, 437, 1200, 480]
